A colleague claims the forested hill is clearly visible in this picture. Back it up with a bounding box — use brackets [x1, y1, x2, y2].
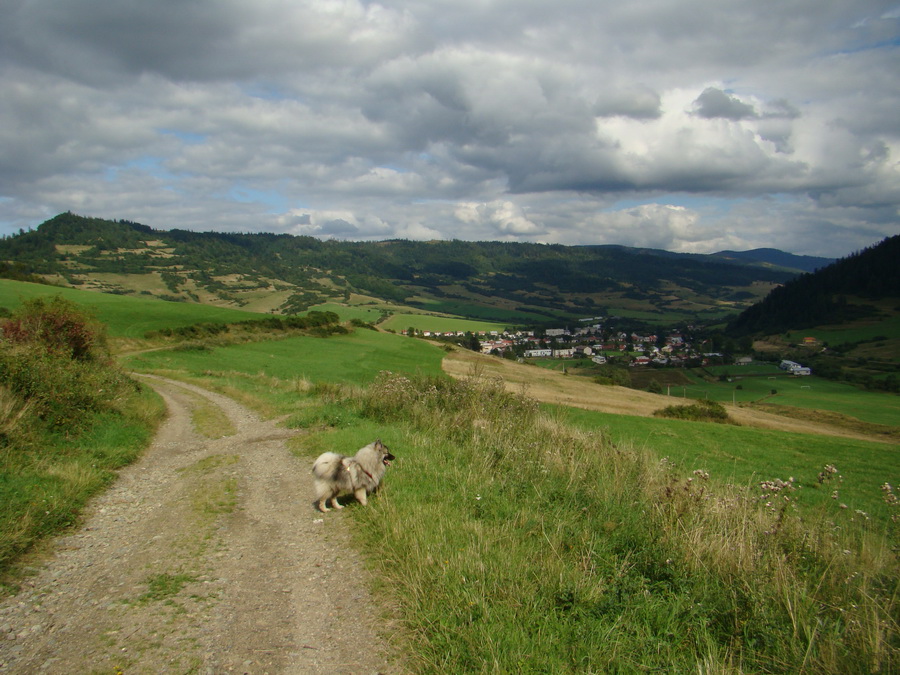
[1, 212, 805, 325]
[727, 234, 900, 335]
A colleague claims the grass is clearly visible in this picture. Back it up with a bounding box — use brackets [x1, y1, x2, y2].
[123, 328, 446, 386]
[0, 279, 267, 338]
[689, 368, 899, 426]
[135, 572, 199, 605]
[552, 405, 899, 526]
[381, 313, 508, 334]
[0, 285, 896, 671]
[282, 372, 899, 673]
[0, 387, 165, 587]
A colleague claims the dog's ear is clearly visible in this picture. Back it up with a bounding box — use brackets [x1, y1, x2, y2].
[375, 439, 383, 448]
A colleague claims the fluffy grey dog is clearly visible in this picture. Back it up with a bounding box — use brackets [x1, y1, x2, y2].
[312, 439, 395, 512]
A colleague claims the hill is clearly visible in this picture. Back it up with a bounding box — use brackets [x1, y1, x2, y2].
[727, 235, 900, 390]
[0, 212, 801, 327]
[727, 235, 900, 336]
[710, 247, 833, 273]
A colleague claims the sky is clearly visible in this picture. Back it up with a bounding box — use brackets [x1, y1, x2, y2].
[1, 1, 899, 257]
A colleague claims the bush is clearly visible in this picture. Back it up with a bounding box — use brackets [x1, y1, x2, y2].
[653, 399, 734, 424]
[1, 296, 108, 361]
[0, 298, 131, 431]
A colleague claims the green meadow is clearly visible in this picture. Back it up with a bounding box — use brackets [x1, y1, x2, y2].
[692, 367, 899, 426]
[123, 328, 446, 386]
[789, 314, 900, 348]
[0, 279, 264, 338]
[0, 279, 897, 671]
[381, 312, 507, 334]
[553, 405, 897, 524]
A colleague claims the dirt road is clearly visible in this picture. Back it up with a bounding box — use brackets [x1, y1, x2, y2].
[0, 376, 397, 674]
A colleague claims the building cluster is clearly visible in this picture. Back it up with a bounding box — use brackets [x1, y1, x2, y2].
[405, 325, 708, 367]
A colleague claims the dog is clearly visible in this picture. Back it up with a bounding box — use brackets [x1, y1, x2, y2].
[312, 439, 395, 512]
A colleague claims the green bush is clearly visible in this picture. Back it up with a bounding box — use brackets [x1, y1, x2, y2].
[653, 399, 734, 423]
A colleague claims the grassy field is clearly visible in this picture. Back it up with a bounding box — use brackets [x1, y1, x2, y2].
[381, 313, 507, 334]
[1, 281, 898, 671]
[530, 354, 899, 427]
[691, 366, 899, 426]
[123, 329, 446, 386]
[0, 279, 265, 338]
[285, 374, 898, 673]
[408, 297, 557, 324]
[553, 405, 898, 524]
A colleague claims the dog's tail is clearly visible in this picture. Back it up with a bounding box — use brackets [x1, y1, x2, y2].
[312, 452, 344, 480]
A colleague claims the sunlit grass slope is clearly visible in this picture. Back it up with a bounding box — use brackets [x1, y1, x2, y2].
[123, 328, 446, 385]
[555, 405, 898, 525]
[0, 279, 266, 338]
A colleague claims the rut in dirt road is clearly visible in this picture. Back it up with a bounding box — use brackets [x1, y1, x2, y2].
[0, 376, 398, 674]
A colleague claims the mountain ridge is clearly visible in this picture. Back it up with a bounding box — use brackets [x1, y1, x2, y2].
[0, 212, 818, 326]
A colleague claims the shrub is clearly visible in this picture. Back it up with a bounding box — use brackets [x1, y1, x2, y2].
[652, 399, 734, 424]
[0, 296, 108, 361]
[0, 298, 131, 431]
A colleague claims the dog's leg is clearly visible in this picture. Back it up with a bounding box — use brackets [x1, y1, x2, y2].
[354, 488, 368, 506]
[330, 497, 344, 509]
[316, 500, 329, 513]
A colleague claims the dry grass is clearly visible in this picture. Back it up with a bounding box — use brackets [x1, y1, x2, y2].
[441, 348, 892, 443]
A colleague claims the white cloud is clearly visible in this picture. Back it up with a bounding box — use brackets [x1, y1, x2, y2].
[0, 0, 897, 256]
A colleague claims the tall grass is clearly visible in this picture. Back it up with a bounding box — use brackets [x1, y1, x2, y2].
[322, 370, 898, 673]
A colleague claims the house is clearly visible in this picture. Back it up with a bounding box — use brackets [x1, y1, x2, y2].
[591, 355, 607, 365]
[524, 349, 552, 358]
[735, 356, 753, 366]
[631, 356, 651, 366]
[780, 359, 811, 375]
[552, 348, 575, 358]
[574, 346, 594, 357]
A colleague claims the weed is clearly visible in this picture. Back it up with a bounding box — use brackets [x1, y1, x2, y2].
[135, 573, 198, 604]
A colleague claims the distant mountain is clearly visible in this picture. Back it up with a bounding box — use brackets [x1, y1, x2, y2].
[710, 248, 834, 274]
[727, 235, 900, 335]
[0, 212, 805, 327]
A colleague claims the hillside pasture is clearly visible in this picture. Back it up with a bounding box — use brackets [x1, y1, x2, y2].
[0, 280, 266, 338]
[554, 405, 898, 526]
[382, 312, 506, 334]
[123, 328, 445, 386]
[689, 366, 899, 426]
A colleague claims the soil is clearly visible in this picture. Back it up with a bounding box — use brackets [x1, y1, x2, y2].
[0, 375, 399, 674]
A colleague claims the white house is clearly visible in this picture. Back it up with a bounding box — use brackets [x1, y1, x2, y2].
[524, 349, 552, 358]
[591, 355, 607, 365]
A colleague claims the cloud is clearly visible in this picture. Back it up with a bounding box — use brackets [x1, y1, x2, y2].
[0, 0, 897, 257]
[594, 85, 663, 120]
[693, 87, 758, 120]
[455, 200, 546, 237]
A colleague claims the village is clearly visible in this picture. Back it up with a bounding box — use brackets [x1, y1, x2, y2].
[403, 321, 815, 373]
[405, 323, 712, 368]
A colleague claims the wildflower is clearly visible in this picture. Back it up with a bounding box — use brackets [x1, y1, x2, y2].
[818, 464, 838, 484]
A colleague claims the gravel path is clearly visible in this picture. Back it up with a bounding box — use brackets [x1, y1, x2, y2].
[0, 375, 398, 674]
